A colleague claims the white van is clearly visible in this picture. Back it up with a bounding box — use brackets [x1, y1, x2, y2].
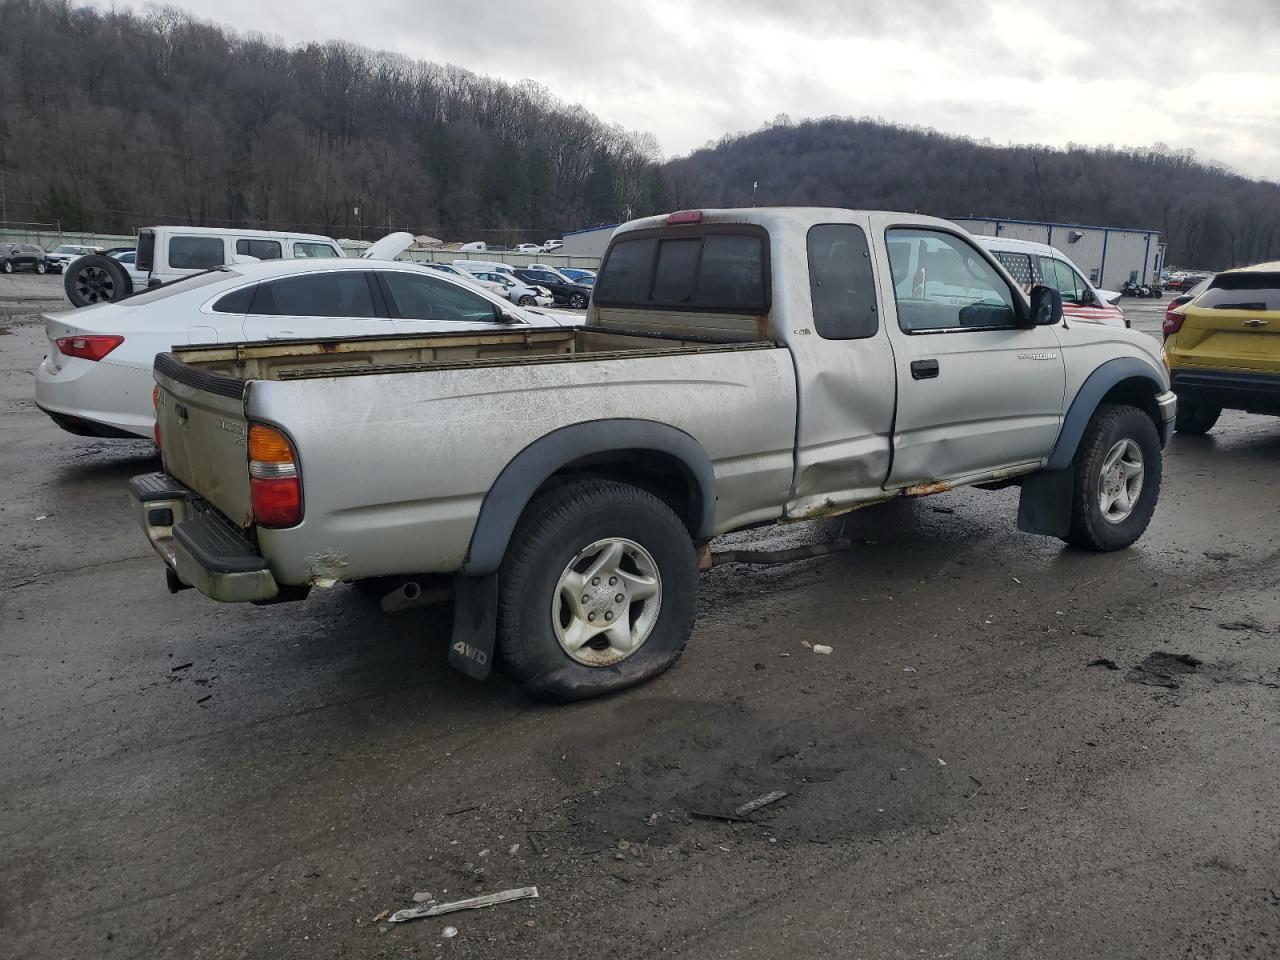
[63, 226, 345, 307]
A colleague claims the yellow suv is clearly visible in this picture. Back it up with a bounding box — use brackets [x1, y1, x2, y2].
[1164, 261, 1280, 434]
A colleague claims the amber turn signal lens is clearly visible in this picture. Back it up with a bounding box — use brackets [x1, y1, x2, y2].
[248, 424, 295, 463]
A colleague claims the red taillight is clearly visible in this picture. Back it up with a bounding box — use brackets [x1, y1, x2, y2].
[248, 423, 302, 527]
[1163, 298, 1191, 339]
[152, 385, 161, 448]
[666, 210, 703, 225]
[55, 334, 123, 361]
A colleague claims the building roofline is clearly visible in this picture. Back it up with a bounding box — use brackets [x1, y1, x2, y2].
[562, 222, 623, 238]
[951, 215, 1161, 237]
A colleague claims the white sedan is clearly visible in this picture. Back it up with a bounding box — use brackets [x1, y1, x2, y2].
[35, 239, 579, 440]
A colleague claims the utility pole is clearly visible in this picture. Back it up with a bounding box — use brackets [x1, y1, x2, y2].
[1, 171, 7, 226]
[353, 204, 362, 242]
[752, 180, 758, 207]
[1032, 156, 1048, 222]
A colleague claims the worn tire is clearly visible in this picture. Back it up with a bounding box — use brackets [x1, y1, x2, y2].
[496, 478, 697, 701]
[1064, 403, 1162, 552]
[64, 254, 132, 307]
[569, 292, 588, 309]
[517, 295, 536, 307]
[1174, 402, 1220, 435]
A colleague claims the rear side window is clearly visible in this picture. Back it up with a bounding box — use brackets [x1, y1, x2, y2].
[991, 250, 1034, 287]
[249, 271, 375, 317]
[1197, 273, 1280, 311]
[378, 271, 498, 323]
[212, 284, 256, 313]
[293, 242, 339, 259]
[169, 236, 225, 270]
[236, 239, 282, 260]
[806, 224, 878, 340]
[595, 231, 768, 312]
[137, 230, 155, 271]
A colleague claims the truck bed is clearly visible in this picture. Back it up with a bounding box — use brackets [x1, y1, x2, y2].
[162, 326, 776, 384]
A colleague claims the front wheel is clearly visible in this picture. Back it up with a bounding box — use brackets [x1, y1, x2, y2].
[1175, 402, 1220, 435]
[36, 261, 47, 274]
[517, 295, 536, 307]
[1064, 403, 1162, 551]
[569, 292, 588, 309]
[2, 261, 12, 274]
[496, 478, 697, 701]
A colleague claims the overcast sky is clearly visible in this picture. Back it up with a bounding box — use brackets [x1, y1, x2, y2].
[92, 0, 1280, 180]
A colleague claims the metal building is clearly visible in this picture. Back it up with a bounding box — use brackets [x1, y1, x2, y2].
[952, 217, 1164, 291]
[557, 222, 622, 259]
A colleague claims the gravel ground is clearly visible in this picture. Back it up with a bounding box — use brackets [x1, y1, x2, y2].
[1, 294, 1277, 959]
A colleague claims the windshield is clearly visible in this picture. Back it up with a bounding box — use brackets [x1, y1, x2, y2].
[53, 245, 80, 254]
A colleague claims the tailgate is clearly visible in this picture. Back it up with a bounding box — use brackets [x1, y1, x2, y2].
[153, 353, 255, 528]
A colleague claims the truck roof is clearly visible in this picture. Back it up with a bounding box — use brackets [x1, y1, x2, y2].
[142, 225, 338, 243]
[612, 207, 959, 239]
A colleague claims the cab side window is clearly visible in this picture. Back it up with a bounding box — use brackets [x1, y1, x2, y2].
[236, 239, 282, 260]
[806, 223, 878, 339]
[886, 229, 1019, 333]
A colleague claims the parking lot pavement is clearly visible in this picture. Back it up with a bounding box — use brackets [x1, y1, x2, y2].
[0, 271, 65, 318]
[2, 311, 1278, 959]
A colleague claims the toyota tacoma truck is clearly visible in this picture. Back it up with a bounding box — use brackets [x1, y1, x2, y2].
[130, 209, 1176, 700]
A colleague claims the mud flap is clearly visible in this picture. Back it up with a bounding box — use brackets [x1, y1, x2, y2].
[448, 574, 497, 680]
[1017, 469, 1073, 538]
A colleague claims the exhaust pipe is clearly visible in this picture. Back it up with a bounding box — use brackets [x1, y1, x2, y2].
[381, 580, 451, 613]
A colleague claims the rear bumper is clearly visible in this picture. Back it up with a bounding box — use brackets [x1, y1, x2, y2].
[1170, 368, 1280, 415]
[129, 472, 282, 603]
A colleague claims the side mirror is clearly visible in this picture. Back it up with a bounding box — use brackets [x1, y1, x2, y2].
[494, 305, 522, 325]
[1029, 284, 1063, 326]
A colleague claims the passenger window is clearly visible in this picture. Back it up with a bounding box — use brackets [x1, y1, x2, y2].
[235, 239, 282, 260]
[886, 229, 1018, 333]
[806, 224, 878, 340]
[168, 236, 225, 270]
[249, 271, 375, 317]
[212, 285, 256, 314]
[1039, 257, 1086, 304]
[380, 271, 498, 322]
[293, 242, 339, 258]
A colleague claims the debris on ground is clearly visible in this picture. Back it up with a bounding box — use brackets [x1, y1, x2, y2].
[936, 758, 947, 766]
[412, 891, 434, 903]
[1087, 658, 1120, 670]
[442, 926, 458, 938]
[931, 505, 955, 514]
[195, 695, 212, 704]
[1125, 652, 1202, 688]
[372, 909, 390, 922]
[1203, 550, 1237, 561]
[170, 662, 193, 672]
[734, 790, 788, 818]
[812, 644, 833, 655]
[387, 886, 539, 924]
[690, 809, 750, 824]
[1218, 617, 1269, 633]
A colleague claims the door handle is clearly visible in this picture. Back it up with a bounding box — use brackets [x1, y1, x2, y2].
[911, 359, 940, 380]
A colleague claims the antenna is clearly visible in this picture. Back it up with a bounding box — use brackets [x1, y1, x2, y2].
[1032, 156, 1048, 222]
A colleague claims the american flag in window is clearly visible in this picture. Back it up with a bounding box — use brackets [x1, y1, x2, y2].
[993, 252, 1034, 292]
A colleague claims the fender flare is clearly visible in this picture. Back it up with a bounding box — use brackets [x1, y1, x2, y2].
[1045, 358, 1166, 471]
[461, 419, 717, 576]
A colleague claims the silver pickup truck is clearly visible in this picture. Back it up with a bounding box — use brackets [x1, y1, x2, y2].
[131, 208, 1175, 700]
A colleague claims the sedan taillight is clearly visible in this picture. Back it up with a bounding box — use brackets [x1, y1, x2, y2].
[55, 335, 124, 361]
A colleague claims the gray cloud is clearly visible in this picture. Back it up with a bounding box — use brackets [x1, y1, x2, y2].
[86, 0, 1280, 180]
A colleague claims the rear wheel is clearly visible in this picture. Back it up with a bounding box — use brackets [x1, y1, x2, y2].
[1174, 402, 1220, 435]
[36, 261, 47, 274]
[64, 255, 132, 307]
[569, 292, 588, 309]
[496, 478, 697, 701]
[1064, 403, 1162, 552]
[2, 261, 12, 274]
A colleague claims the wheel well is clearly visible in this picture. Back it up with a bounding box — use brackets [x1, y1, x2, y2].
[536, 450, 703, 538]
[1100, 377, 1162, 437]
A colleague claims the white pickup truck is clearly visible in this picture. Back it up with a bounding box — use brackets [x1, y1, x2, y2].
[131, 208, 1175, 700]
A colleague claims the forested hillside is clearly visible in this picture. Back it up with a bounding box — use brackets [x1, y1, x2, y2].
[0, 0, 668, 241]
[664, 117, 1280, 269]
